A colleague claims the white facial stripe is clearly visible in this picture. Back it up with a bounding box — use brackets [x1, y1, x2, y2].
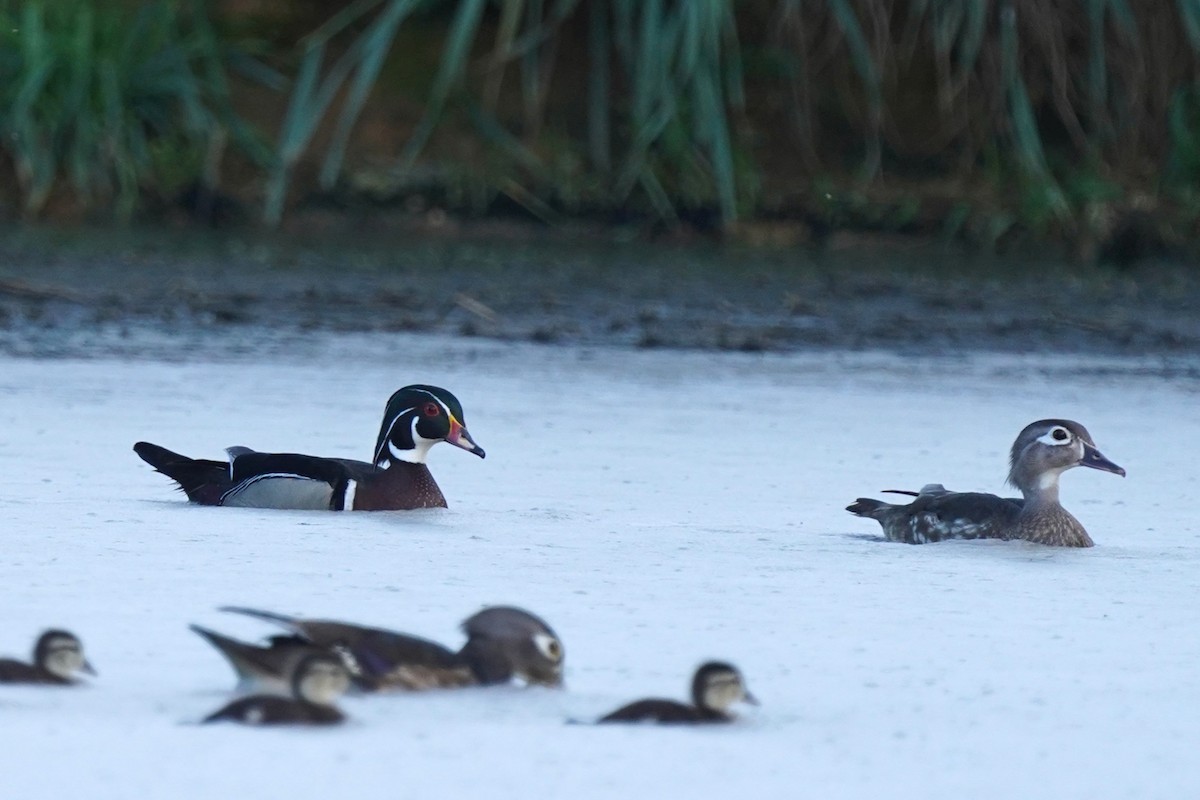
[343, 479, 357, 511]
[409, 388, 452, 418]
[374, 406, 417, 464]
[375, 390, 457, 466]
[1037, 427, 1073, 446]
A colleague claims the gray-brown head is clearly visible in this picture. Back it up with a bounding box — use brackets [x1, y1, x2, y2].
[1007, 419, 1125, 499]
[291, 653, 351, 707]
[691, 661, 758, 714]
[458, 606, 564, 688]
[34, 630, 96, 681]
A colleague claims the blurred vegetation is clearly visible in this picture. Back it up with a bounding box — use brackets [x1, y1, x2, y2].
[0, 0, 271, 219]
[2, 0, 1200, 258]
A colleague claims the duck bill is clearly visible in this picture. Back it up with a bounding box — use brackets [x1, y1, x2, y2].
[1081, 442, 1125, 477]
[81, 660, 98, 677]
[743, 690, 760, 707]
[446, 418, 485, 459]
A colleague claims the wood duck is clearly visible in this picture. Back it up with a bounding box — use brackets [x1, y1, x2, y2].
[190, 624, 365, 695]
[219, 605, 564, 690]
[847, 419, 1125, 547]
[0, 630, 96, 685]
[134, 384, 484, 511]
[597, 661, 758, 724]
[202, 653, 349, 726]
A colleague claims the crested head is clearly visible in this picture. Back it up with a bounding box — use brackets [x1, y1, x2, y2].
[460, 606, 564, 687]
[293, 654, 350, 706]
[34, 629, 93, 680]
[1007, 419, 1125, 497]
[692, 661, 756, 714]
[372, 384, 485, 467]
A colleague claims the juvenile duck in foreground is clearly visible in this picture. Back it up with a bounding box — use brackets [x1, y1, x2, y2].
[219, 605, 564, 690]
[134, 384, 484, 511]
[202, 653, 349, 726]
[847, 419, 1125, 547]
[0, 630, 96, 685]
[597, 661, 758, 724]
[190, 624, 363, 695]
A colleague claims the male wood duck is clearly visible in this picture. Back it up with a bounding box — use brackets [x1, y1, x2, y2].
[134, 384, 484, 511]
[596, 661, 758, 724]
[219, 605, 564, 690]
[202, 653, 349, 726]
[846, 418, 1125, 547]
[190, 624, 365, 695]
[0, 630, 96, 685]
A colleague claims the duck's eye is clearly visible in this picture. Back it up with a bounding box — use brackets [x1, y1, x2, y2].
[423, 402, 440, 417]
[1052, 427, 1069, 441]
[533, 633, 562, 661]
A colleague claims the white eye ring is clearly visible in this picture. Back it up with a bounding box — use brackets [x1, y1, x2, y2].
[533, 632, 562, 662]
[1037, 427, 1073, 446]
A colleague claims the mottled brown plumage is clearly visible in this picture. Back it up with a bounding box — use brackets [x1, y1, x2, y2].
[219, 605, 564, 691]
[847, 419, 1125, 547]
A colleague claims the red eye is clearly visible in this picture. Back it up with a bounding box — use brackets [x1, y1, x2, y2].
[423, 402, 440, 417]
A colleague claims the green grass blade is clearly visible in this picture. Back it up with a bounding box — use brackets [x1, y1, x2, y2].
[397, 0, 488, 170]
[319, 0, 419, 188]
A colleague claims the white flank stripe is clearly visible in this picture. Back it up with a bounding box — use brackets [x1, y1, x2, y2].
[343, 479, 357, 511]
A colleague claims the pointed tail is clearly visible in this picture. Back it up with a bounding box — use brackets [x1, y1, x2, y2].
[845, 498, 891, 519]
[133, 441, 229, 505]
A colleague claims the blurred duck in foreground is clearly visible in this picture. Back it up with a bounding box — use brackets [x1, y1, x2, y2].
[215, 605, 565, 691]
[203, 653, 349, 726]
[0, 630, 96, 685]
[596, 661, 757, 724]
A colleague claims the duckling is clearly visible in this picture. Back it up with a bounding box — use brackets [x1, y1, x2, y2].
[202, 653, 349, 726]
[597, 662, 758, 724]
[0, 630, 95, 685]
[220, 605, 564, 690]
[847, 419, 1125, 547]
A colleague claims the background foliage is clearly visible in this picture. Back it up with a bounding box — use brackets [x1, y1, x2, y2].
[2, 0, 1199, 253]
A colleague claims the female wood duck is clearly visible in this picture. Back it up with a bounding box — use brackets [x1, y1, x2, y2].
[202, 653, 349, 726]
[218, 605, 565, 690]
[847, 418, 1125, 547]
[0, 630, 96, 685]
[190, 624, 365, 695]
[597, 661, 758, 724]
[134, 384, 484, 511]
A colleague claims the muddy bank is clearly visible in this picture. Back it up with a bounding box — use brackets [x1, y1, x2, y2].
[0, 224, 1196, 360]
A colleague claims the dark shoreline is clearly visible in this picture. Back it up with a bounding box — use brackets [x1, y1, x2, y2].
[1, 224, 1197, 361]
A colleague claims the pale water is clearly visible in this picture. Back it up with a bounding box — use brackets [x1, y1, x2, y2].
[1, 335, 1197, 799]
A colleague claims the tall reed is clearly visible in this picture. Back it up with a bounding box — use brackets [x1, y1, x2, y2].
[0, 0, 265, 218]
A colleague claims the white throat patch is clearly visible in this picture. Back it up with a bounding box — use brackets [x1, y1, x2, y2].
[1037, 469, 1064, 491]
[383, 418, 436, 464]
